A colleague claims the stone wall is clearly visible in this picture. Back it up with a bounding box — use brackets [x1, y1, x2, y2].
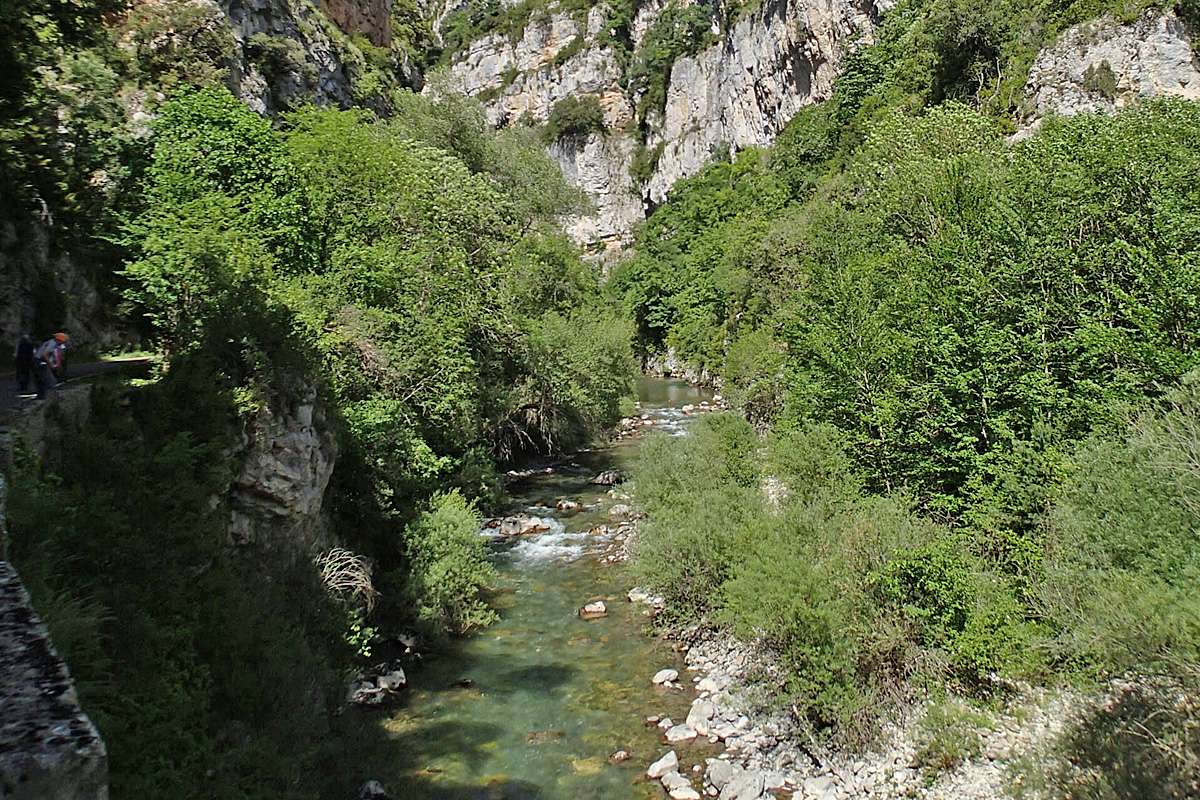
[0, 561, 108, 800]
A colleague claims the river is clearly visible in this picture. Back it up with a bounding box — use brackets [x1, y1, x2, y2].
[370, 378, 716, 799]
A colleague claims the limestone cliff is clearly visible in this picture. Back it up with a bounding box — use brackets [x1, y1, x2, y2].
[228, 382, 339, 554]
[1017, 9, 1200, 136]
[435, 0, 882, 260]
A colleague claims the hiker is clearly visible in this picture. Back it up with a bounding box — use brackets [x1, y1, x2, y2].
[32, 333, 67, 398]
[13, 334, 34, 393]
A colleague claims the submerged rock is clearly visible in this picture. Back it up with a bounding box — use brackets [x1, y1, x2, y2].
[608, 749, 631, 763]
[579, 600, 608, 619]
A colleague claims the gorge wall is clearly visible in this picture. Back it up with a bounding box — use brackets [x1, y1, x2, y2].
[437, 0, 885, 261]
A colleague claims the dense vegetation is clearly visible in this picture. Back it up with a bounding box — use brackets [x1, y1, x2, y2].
[3, 2, 633, 796]
[620, 0, 1200, 792]
[542, 94, 607, 142]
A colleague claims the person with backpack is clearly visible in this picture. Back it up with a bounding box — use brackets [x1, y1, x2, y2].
[13, 335, 34, 394]
[32, 333, 68, 398]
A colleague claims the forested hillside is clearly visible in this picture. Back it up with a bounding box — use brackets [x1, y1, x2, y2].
[2, 1, 633, 796]
[4, 0, 1200, 796]
[619, 0, 1200, 794]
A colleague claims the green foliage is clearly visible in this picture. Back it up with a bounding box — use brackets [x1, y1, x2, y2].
[1012, 667, 1200, 800]
[6, 375, 347, 799]
[1082, 59, 1119, 98]
[542, 94, 607, 143]
[246, 33, 318, 92]
[629, 141, 665, 186]
[401, 491, 498, 635]
[1039, 374, 1200, 674]
[913, 700, 994, 776]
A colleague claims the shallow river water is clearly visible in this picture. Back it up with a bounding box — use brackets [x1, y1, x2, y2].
[379, 378, 715, 799]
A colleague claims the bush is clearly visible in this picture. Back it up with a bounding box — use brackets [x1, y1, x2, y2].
[913, 699, 994, 776]
[1014, 667, 1200, 800]
[401, 491, 498, 635]
[627, 1, 716, 119]
[541, 94, 606, 143]
[5, 377, 347, 798]
[1039, 373, 1200, 674]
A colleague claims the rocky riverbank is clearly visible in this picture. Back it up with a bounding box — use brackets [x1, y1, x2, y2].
[631, 620, 1093, 800]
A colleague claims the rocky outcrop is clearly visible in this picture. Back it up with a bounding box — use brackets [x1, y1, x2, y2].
[218, 0, 361, 114]
[228, 382, 337, 552]
[0, 562, 108, 800]
[319, 0, 393, 47]
[646, 0, 874, 204]
[1018, 9, 1200, 136]
[437, 0, 881, 257]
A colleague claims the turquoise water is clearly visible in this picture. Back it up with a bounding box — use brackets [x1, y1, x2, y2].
[368, 379, 716, 799]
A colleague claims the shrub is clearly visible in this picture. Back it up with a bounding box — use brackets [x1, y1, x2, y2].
[542, 94, 606, 143]
[627, 1, 716, 119]
[1013, 667, 1200, 800]
[914, 699, 994, 776]
[1039, 373, 1200, 674]
[401, 491, 498, 635]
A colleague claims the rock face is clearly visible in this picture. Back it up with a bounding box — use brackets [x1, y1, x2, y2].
[436, 0, 882, 259]
[0, 562, 108, 800]
[228, 382, 338, 551]
[217, 0, 363, 115]
[1019, 10, 1200, 135]
[0, 219, 123, 356]
[319, 0, 393, 47]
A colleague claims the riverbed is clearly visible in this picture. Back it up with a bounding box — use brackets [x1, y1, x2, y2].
[370, 378, 715, 799]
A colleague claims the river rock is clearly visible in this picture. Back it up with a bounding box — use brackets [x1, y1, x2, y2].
[555, 498, 581, 512]
[662, 770, 691, 791]
[667, 779, 701, 800]
[628, 587, 665, 607]
[647, 750, 679, 779]
[665, 724, 697, 743]
[376, 668, 406, 692]
[347, 661, 407, 706]
[686, 699, 715, 734]
[590, 469, 624, 485]
[718, 769, 764, 800]
[608, 749, 630, 763]
[653, 668, 679, 685]
[609, 503, 633, 518]
[802, 775, 836, 799]
[358, 780, 391, 799]
[491, 515, 553, 537]
[706, 759, 735, 789]
[579, 600, 608, 619]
